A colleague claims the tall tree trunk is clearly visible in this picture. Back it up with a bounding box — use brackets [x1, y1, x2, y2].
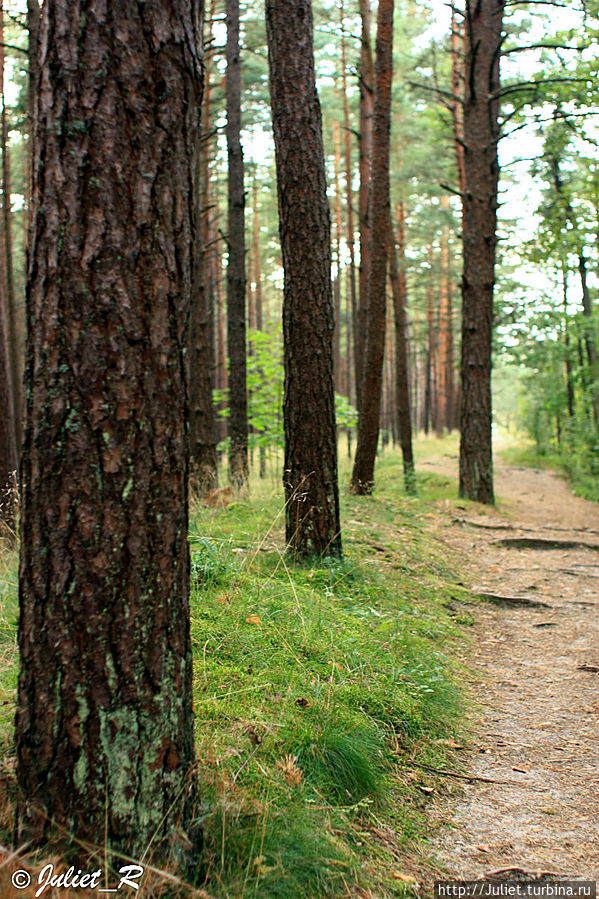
[266, 0, 342, 557]
[16, 0, 202, 863]
[189, 4, 218, 495]
[577, 250, 599, 424]
[340, 0, 358, 412]
[561, 263, 575, 420]
[389, 216, 415, 493]
[252, 176, 266, 477]
[351, 0, 394, 494]
[356, 0, 374, 413]
[226, 0, 248, 489]
[0, 268, 16, 502]
[450, 1, 466, 199]
[0, 3, 21, 451]
[333, 122, 343, 393]
[26, 0, 41, 238]
[252, 177, 263, 332]
[458, 0, 503, 504]
[424, 244, 435, 436]
[438, 198, 454, 433]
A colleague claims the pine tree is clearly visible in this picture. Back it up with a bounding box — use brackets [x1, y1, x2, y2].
[266, 0, 342, 557]
[16, 0, 202, 862]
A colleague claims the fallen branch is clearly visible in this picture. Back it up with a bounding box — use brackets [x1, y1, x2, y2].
[473, 591, 552, 609]
[407, 762, 549, 791]
[497, 537, 599, 551]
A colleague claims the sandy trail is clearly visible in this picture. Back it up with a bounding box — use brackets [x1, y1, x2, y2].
[421, 447, 599, 882]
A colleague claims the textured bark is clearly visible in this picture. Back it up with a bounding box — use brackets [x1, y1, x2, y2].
[451, 1, 466, 199]
[251, 178, 266, 478]
[340, 0, 358, 410]
[458, 0, 503, 504]
[226, 0, 248, 489]
[356, 0, 374, 413]
[26, 0, 41, 241]
[333, 123, 343, 393]
[189, 6, 217, 495]
[424, 245, 435, 436]
[16, 0, 202, 863]
[389, 218, 415, 494]
[351, 0, 393, 494]
[0, 265, 16, 497]
[438, 198, 455, 433]
[266, 0, 341, 557]
[0, 4, 21, 450]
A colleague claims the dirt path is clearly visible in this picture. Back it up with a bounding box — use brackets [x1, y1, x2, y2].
[422, 449, 599, 882]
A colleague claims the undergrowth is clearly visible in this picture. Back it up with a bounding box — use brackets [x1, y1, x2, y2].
[0, 445, 474, 897]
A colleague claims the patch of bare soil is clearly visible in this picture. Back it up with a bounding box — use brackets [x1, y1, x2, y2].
[423, 450, 599, 883]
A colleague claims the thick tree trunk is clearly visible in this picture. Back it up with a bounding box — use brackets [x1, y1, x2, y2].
[266, 0, 342, 557]
[389, 219, 415, 493]
[16, 0, 202, 863]
[189, 7, 218, 495]
[356, 0, 374, 413]
[226, 0, 248, 489]
[351, 0, 394, 494]
[458, 0, 503, 504]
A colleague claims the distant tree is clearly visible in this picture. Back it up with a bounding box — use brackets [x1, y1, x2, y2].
[356, 0, 374, 412]
[189, 4, 218, 496]
[458, 0, 504, 504]
[388, 212, 415, 493]
[0, 2, 20, 449]
[266, 0, 342, 557]
[16, 0, 202, 864]
[351, 0, 394, 494]
[226, 0, 249, 489]
[0, 269, 17, 502]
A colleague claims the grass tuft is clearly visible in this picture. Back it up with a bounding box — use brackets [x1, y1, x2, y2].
[0, 443, 473, 896]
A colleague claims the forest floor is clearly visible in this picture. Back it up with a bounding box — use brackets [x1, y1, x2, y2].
[420, 437, 599, 886]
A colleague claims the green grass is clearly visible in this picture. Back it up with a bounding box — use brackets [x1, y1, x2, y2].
[0, 446, 474, 897]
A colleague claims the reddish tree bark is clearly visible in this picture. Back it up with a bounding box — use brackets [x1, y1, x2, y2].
[266, 0, 342, 557]
[340, 0, 358, 410]
[451, 1, 466, 199]
[438, 197, 455, 433]
[458, 0, 504, 503]
[16, 0, 202, 863]
[351, 0, 394, 494]
[389, 217, 415, 493]
[356, 0, 374, 412]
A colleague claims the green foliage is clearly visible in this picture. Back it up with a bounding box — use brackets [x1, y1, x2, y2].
[183, 450, 467, 896]
[215, 326, 358, 450]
